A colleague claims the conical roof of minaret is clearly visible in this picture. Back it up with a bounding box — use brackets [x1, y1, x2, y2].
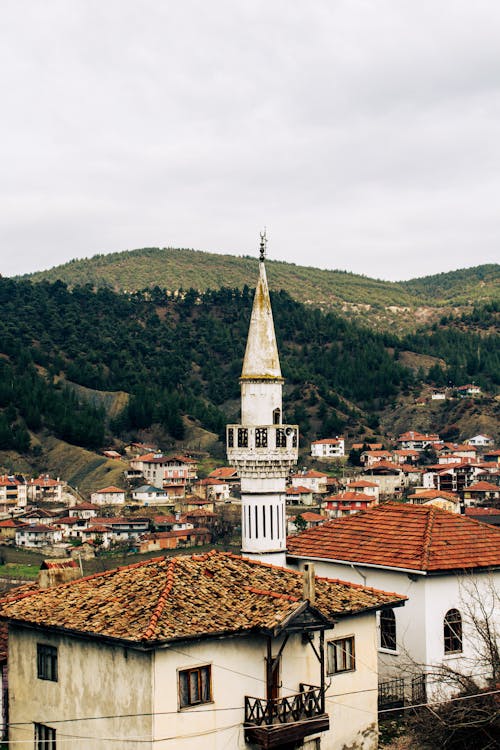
[241, 260, 283, 380]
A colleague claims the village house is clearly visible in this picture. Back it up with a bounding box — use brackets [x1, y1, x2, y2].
[310, 437, 345, 459]
[0, 518, 27, 542]
[180, 496, 216, 514]
[193, 477, 231, 503]
[207, 466, 240, 485]
[0, 475, 27, 510]
[407, 489, 460, 513]
[139, 527, 211, 552]
[351, 442, 383, 452]
[27, 475, 64, 503]
[391, 449, 420, 465]
[425, 461, 485, 494]
[465, 434, 494, 448]
[345, 479, 380, 502]
[361, 461, 405, 496]
[18, 508, 59, 526]
[360, 450, 392, 467]
[90, 486, 126, 506]
[1, 550, 406, 750]
[438, 443, 477, 463]
[131, 485, 175, 506]
[287, 504, 500, 703]
[323, 491, 375, 518]
[67, 501, 99, 520]
[285, 485, 315, 506]
[397, 431, 442, 451]
[462, 480, 500, 506]
[291, 470, 328, 494]
[15, 524, 63, 548]
[484, 449, 500, 464]
[456, 384, 482, 397]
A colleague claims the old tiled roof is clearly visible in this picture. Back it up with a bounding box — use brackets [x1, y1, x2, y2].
[466, 481, 499, 492]
[0, 551, 405, 646]
[408, 490, 459, 502]
[287, 503, 500, 572]
[94, 486, 124, 494]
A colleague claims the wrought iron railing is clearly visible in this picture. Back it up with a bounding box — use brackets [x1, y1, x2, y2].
[378, 674, 427, 712]
[245, 684, 324, 726]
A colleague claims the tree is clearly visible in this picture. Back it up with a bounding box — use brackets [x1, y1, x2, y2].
[293, 514, 308, 533]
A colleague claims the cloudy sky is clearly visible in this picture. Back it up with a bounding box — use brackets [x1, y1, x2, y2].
[1, 1, 499, 281]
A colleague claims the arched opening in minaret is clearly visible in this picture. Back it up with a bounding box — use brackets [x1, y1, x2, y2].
[273, 408, 281, 425]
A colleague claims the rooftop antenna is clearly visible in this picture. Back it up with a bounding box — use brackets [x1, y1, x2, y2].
[259, 229, 267, 262]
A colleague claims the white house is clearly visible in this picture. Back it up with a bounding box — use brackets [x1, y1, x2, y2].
[90, 486, 126, 506]
[311, 438, 345, 459]
[15, 524, 63, 548]
[291, 470, 328, 494]
[0, 475, 27, 510]
[1, 550, 406, 750]
[345, 479, 380, 502]
[68, 502, 99, 520]
[27, 475, 64, 503]
[465, 434, 494, 448]
[131, 485, 174, 506]
[397, 431, 441, 451]
[287, 503, 500, 703]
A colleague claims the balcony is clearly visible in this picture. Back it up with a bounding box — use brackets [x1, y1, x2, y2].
[244, 684, 329, 749]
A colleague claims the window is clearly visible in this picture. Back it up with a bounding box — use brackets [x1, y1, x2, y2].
[328, 636, 355, 673]
[255, 428, 268, 448]
[179, 665, 212, 708]
[35, 723, 56, 749]
[276, 428, 286, 448]
[37, 644, 57, 681]
[227, 428, 234, 448]
[444, 609, 462, 654]
[380, 608, 397, 651]
[237, 428, 248, 448]
[273, 408, 281, 425]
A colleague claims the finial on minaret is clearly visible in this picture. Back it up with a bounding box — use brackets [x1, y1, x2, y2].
[259, 229, 267, 262]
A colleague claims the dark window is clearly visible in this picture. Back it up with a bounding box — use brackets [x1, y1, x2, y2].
[276, 428, 286, 448]
[179, 665, 212, 708]
[37, 644, 57, 682]
[380, 609, 397, 651]
[328, 637, 355, 673]
[35, 723, 56, 749]
[444, 609, 462, 654]
[292, 429, 298, 448]
[237, 428, 248, 448]
[255, 428, 268, 448]
[262, 506, 266, 536]
[227, 428, 234, 448]
[273, 408, 281, 425]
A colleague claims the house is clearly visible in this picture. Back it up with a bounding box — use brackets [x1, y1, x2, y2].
[484, 449, 500, 464]
[285, 485, 315, 506]
[18, 508, 59, 526]
[180, 496, 216, 514]
[131, 485, 174, 506]
[68, 502, 99, 520]
[129, 454, 198, 491]
[0, 475, 27, 510]
[391, 449, 420, 465]
[193, 478, 231, 503]
[345, 479, 380, 502]
[462, 481, 500, 505]
[360, 450, 392, 467]
[310, 437, 345, 459]
[291, 470, 328, 494]
[27, 475, 64, 503]
[430, 462, 485, 494]
[287, 503, 500, 702]
[287, 511, 327, 534]
[397, 431, 441, 451]
[15, 524, 63, 548]
[361, 461, 405, 496]
[465, 434, 494, 448]
[207, 466, 239, 484]
[407, 490, 460, 513]
[90, 486, 126, 506]
[351, 442, 383, 452]
[102, 450, 122, 460]
[323, 492, 375, 517]
[0, 519, 27, 541]
[1, 550, 406, 750]
[431, 391, 446, 400]
[438, 443, 477, 462]
[138, 527, 211, 552]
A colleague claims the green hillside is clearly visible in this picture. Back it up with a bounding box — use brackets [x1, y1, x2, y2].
[20, 248, 500, 318]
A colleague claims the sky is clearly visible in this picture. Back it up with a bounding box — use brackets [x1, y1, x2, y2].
[1, 1, 499, 281]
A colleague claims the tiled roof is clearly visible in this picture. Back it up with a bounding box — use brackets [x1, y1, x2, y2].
[292, 470, 327, 479]
[327, 492, 373, 502]
[287, 503, 500, 572]
[0, 551, 405, 645]
[466, 481, 499, 492]
[208, 467, 238, 479]
[408, 490, 459, 502]
[94, 486, 124, 494]
[71, 502, 99, 510]
[312, 438, 343, 445]
[347, 480, 378, 488]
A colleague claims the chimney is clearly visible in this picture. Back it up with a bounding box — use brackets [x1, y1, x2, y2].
[302, 562, 316, 605]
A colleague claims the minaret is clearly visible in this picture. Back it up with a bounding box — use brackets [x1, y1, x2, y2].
[227, 233, 298, 563]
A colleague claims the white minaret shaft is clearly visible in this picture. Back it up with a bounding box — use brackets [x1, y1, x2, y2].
[227, 241, 298, 560]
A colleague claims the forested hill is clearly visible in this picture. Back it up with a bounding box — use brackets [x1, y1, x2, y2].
[0, 276, 498, 456]
[19, 248, 500, 331]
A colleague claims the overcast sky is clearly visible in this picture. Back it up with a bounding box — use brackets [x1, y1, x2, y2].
[1, 1, 499, 281]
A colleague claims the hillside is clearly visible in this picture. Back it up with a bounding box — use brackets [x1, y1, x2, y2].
[0, 274, 498, 476]
[19, 248, 500, 332]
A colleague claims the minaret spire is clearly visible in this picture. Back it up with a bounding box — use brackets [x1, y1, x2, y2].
[227, 235, 299, 563]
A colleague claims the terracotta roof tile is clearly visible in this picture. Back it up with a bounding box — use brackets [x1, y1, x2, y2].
[0, 551, 405, 645]
[287, 503, 500, 572]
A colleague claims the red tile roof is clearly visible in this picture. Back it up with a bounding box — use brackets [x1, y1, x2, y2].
[208, 467, 238, 479]
[287, 503, 500, 572]
[0, 551, 405, 645]
[407, 490, 459, 502]
[466, 481, 499, 492]
[94, 486, 124, 494]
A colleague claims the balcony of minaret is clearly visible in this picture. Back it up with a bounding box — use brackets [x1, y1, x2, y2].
[227, 424, 298, 473]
